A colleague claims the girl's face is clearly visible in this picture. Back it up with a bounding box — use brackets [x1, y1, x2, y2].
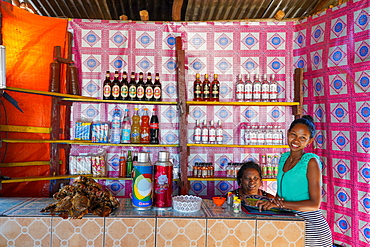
[240, 168, 262, 195]
[287, 123, 313, 151]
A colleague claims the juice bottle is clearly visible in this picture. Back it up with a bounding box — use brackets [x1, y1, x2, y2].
[131, 107, 141, 143]
[140, 108, 150, 144]
[119, 149, 127, 177]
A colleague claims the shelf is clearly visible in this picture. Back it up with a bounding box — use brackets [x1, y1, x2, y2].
[62, 98, 178, 105]
[188, 177, 276, 181]
[187, 144, 289, 148]
[4, 87, 93, 99]
[1, 139, 179, 147]
[186, 101, 299, 106]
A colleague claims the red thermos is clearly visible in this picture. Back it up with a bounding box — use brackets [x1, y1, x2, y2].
[153, 151, 173, 209]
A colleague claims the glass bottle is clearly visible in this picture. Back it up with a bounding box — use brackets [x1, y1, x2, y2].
[136, 72, 145, 101]
[153, 73, 162, 101]
[131, 107, 141, 143]
[149, 108, 159, 144]
[103, 71, 112, 100]
[193, 119, 202, 144]
[119, 149, 127, 178]
[128, 72, 137, 101]
[193, 73, 202, 101]
[120, 71, 129, 101]
[216, 120, 223, 144]
[140, 108, 150, 144]
[201, 119, 209, 144]
[121, 109, 131, 143]
[269, 74, 278, 102]
[126, 150, 133, 177]
[145, 72, 154, 101]
[261, 74, 270, 102]
[252, 74, 261, 102]
[210, 74, 220, 102]
[111, 71, 121, 100]
[202, 74, 211, 101]
[244, 73, 253, 102]
[235, 74, 244, 102]
[208, 120, 216, 144]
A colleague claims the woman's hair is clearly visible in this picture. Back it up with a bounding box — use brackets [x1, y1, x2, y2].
[288, 115, 316, 138]
[236, 161, 263, 185]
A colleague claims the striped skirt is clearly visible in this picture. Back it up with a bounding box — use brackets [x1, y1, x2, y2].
[296, 210, 333, 247]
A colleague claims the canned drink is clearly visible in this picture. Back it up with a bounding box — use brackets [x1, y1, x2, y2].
[132, 152, 153, 210]
[153, 151, 173, 209]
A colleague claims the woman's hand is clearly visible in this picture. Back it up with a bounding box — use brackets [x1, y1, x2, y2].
[256, 196, 285, 211]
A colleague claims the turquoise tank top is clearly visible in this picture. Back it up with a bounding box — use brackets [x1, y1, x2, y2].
[277, 152, 321, 202]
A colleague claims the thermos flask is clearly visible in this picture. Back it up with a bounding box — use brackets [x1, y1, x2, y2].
[132, 152, 153, 210]
[153, 151, 173, 209]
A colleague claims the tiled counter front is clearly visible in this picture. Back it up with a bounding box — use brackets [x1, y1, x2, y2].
[0, 198, 305, 247]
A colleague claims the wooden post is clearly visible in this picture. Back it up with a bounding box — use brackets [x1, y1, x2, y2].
[293, 68, 303, 119]
[175, 36, 189, 195]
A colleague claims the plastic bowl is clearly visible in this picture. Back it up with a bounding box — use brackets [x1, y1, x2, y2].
[172, 195, 202, 212]
[212, 196, 226, 206]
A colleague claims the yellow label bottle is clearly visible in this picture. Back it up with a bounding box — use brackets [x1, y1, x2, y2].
[131, 108, 141, 143]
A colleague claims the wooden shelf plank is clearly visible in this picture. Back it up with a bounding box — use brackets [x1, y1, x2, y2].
[0, 125, 51, 133]
[187, 144, 289, 148]
[188, 177, 276, 181]
[186, 101, 299, 106]
[1, 139, 179, 147]
[4, 87, 93, 99]
[0, 161, 50, 167]
[62, 98, 178, 105]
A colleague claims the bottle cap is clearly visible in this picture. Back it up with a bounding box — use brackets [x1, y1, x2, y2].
[158, 151, 169, 162]
[138, 152, 149, 162]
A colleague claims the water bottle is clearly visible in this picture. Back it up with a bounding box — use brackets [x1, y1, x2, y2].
[110, 108, 122, 144]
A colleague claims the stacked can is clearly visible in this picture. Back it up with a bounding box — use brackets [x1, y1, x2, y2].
[132, 152, 153, 210]
[153, 151, 173, 209]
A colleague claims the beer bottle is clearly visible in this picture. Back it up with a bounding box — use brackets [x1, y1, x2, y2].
[210, 74, 220, 102]
[150, 108, 159, 144]
[120, 71, 129, 100]
[153, 73, 162, 101]
[202, 74, 211, 101]
[145, 72, 154, 101]
[111, 71, 121, 100]
[128, 72, 137, 101]
[103, 71, 112, 100]
[193, 73, 202, 101]
[136, 72, 145, 101]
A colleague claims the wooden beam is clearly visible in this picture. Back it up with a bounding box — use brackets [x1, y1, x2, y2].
[172, 0, 184, 21]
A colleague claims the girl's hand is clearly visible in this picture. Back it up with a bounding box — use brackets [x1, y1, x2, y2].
[256, 199, 277, 211]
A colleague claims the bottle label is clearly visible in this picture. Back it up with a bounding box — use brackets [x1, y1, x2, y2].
[154, 87, 161, 99]
[150, 123, 159, 129]
[209, 129, 216, 142]
[262, 84, 269, 100]
[121, 129, 131, 143]
[211, 84, 219, 97]
[137, 85, 145, 99]
[129, 85, 136, 98]
[112, 85, 120, 98]
[203, 84, 210, 99]
[236, 84, 244, 100]
[216, 129, 223, 142]
[146, 87, 153, 99]
[194, 84, 202, 98]
[194, 129, 201, 143]
[244, 83, 253, 99]
[121, 85, 129, 98]
[270, 84, 278, 99]
[103, 85, 111, 97]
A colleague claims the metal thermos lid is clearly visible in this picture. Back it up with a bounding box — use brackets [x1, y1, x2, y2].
[158, 151, 169, 162]
[138, 152, 149, 162]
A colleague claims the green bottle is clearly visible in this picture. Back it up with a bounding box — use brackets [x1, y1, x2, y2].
[126, 150, 133, 177]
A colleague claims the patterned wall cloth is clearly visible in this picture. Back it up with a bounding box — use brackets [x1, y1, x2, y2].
[294, 0, 370, 246]
[68, 0, 369, 245]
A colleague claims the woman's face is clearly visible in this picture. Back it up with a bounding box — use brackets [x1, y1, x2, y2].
[240, 168, 262, 195]
[287, 123, 313, 151]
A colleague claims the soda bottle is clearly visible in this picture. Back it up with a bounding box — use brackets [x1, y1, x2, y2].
[120, 71, 129, 100]
[261, 74, 270, 102]
[110, 108, 122, 144]
[235, 74, 244, 102]
[150, 108, 159, 144]
[119, 149, 127, 177]
[193, 120, 202, 144]
[202, 74, 211, 101]
[111, 71, 121, 100]
[244, 73, 253, 102]
[126, 150, 133, 177]
[140, 108, 150, 144]
[145, 72, 154, 101]
[252, 75, 262, 102]
[103, 71, 112, 100]
[136, 72, 145, 101]
[131, 107, 141, 143]
[121, 109, 131, 143]
[128, 72, 137, 101]
[193, 73, 202, 101]
[210, 74, 220, 102]
[153, 73, 162, 101]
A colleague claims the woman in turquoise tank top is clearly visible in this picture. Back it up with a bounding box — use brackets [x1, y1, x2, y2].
[256, 115, 333, 246]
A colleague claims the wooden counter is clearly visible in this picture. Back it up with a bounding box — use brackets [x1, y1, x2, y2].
[0, 197, 305, 246]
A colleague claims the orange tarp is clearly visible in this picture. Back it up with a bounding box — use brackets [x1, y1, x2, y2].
[0, 2, 68, 196]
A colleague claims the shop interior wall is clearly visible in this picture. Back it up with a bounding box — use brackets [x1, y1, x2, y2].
[294, 0, 370, 246]
[0, 2, 68, 196]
